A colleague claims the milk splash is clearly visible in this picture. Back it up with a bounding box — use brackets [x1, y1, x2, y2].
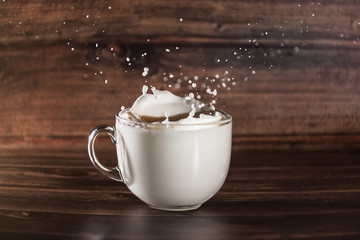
[122, 86, 222, 125]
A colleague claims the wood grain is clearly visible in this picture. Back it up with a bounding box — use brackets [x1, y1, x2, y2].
[1, 0, 360, 151]
[1, 1, 359, 239]
[0, 0, 359, 47]
[1, 43, 360, 143]
[0, 149, 359, 239]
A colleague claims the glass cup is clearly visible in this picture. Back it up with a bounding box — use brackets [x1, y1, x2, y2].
[88, 109, 232, 211]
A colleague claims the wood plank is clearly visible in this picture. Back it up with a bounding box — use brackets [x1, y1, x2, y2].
[1, 141, 360, 166]
[0, 150, 359, 214]
[1, 134, 360, 160]
[0, 0, 359, 48]
[1, 43, 360, 142]
[1, 164, 359, 195]
[0, 209, 359, 240]
[1, 0, 360, 150]
[0, 207, 359, 240]
[0, 151, 359, 239]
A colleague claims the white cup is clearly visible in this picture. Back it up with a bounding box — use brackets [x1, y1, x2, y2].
[88, 109, 232, 211]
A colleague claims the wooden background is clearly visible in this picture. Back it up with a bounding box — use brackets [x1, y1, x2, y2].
[1, 1, 360, 239]
[1, 0, 360, 155]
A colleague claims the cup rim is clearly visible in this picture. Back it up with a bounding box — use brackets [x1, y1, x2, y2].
[115, 108, 232, 129]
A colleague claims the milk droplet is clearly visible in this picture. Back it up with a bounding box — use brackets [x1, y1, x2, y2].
[185, 93, 194, 101]
[151, 86, 159, 97]
[187, 104, 196, 119]
[162, 112, 170, 124]
[142, 85, 148, 95]
[142, 67, 149, 76]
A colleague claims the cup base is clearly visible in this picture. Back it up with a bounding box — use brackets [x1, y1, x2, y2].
[149, 204, 202, 211]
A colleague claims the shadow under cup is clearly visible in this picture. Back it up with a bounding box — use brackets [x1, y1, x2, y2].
[88, 109, 232, 211]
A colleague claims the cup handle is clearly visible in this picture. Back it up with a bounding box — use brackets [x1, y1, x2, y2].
[88, 125, 123, 182]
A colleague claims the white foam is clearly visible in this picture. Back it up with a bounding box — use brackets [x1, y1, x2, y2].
[127, 86, 222, 124]
[130, 87, 191, 119]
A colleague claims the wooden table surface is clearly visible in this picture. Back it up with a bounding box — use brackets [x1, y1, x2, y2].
[1, 146, 359, 240]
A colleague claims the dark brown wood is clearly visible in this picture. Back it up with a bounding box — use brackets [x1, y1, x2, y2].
[1, 0, 360, 151]
[1, 43, 360, 143]
[1, 0, 359, 47]
[1, 1, 360, 238]
[0, 149, 360, 239]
